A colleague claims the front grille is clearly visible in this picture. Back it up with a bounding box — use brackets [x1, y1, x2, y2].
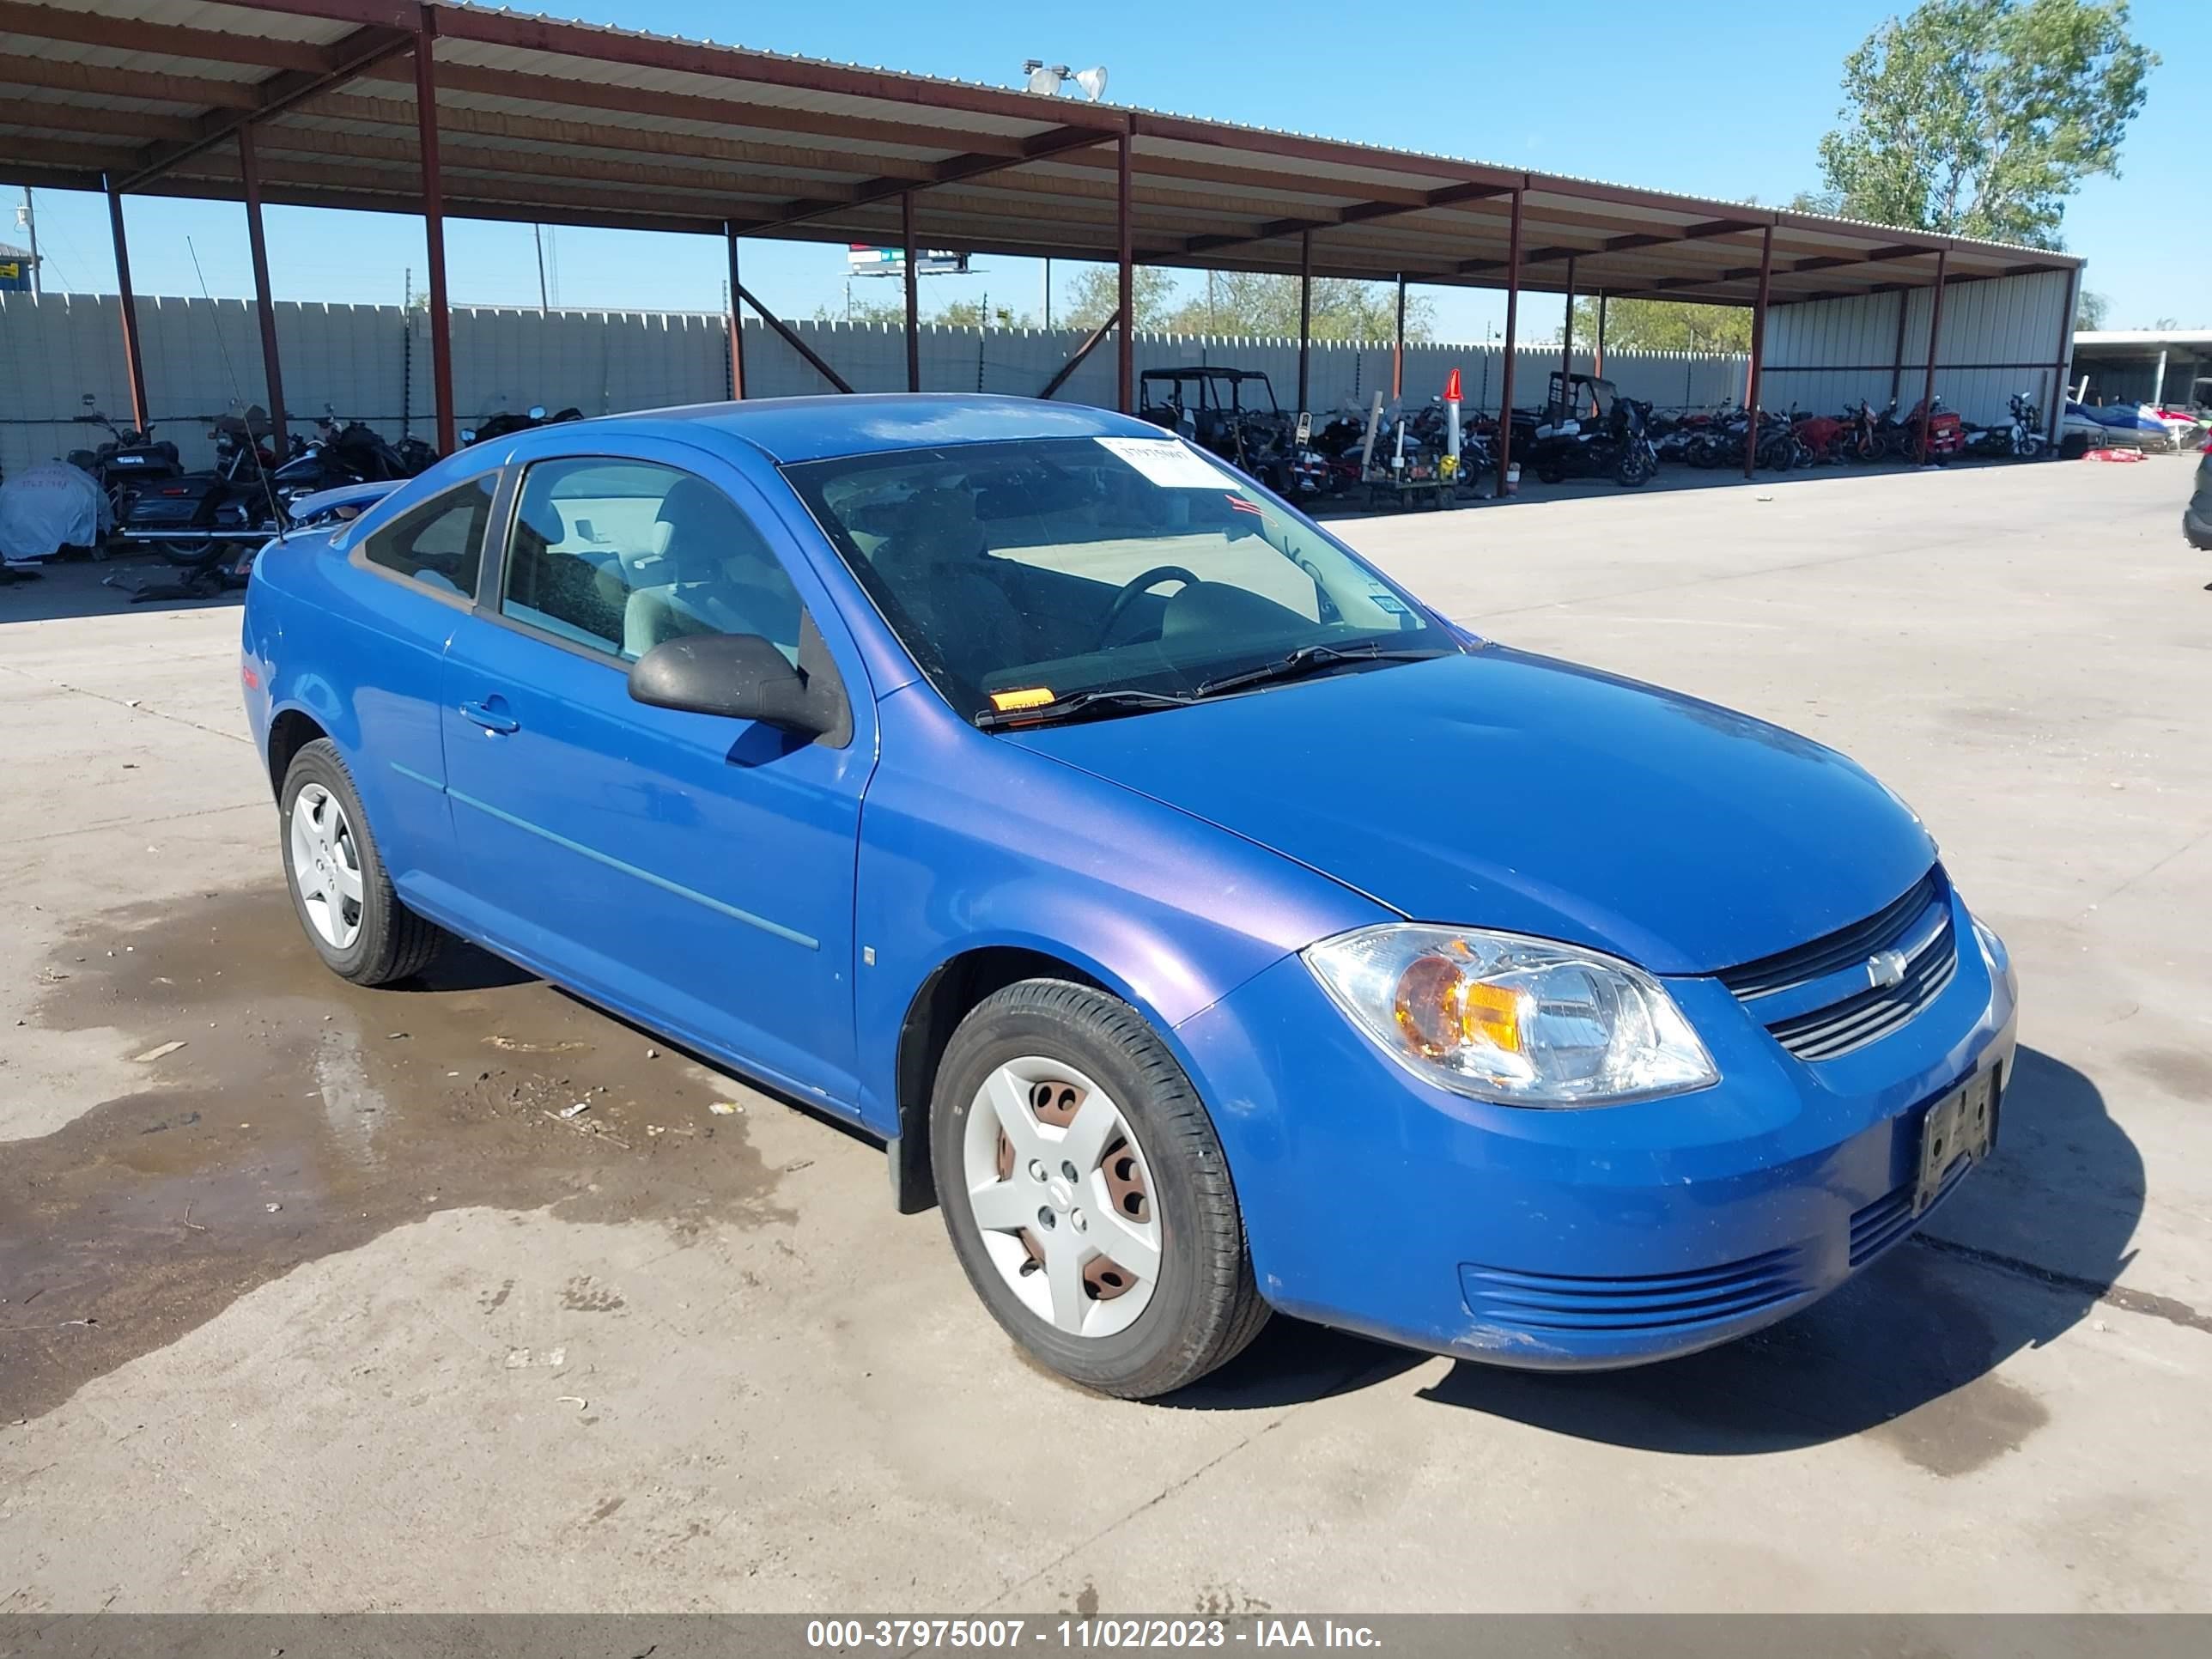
[1718, 869, 1958, 1062]
[1460, 1244, 1812, 1334]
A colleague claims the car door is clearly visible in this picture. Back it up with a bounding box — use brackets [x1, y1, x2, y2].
[437, 443, 872, 1110]
[310, 471, 500, 892]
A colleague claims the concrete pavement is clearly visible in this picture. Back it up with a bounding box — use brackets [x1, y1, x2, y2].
[2, 458, 2207, 1612]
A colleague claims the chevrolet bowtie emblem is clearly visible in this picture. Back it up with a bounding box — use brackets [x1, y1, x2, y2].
[1867, 949, 1909, 990]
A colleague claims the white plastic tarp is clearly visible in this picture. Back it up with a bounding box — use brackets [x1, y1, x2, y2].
[0, 461, 108, 562]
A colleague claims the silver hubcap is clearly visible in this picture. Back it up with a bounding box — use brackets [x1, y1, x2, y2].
[289, 782, 364, 951]
[963, 1057, 1163, 1340]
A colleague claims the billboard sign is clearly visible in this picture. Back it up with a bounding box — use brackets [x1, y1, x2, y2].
[847, 244, 969, 278]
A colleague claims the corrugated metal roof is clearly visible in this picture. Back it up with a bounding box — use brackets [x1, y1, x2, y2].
[2, 0, 2081, 307]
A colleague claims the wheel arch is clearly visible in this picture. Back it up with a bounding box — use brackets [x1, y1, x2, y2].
[887, 939, 1208, 1216]
[264, 706, 330, 799]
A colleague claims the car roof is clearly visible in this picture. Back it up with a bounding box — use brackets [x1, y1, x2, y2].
[558, 393, 1169, 465]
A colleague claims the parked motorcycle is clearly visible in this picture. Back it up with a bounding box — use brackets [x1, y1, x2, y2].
[119, 406, 284, 565]
[1523, 374, 1658, 487]
[461, 404, 583, 446]
[66, 410, 182, 528]
[271, 413, 436, 518]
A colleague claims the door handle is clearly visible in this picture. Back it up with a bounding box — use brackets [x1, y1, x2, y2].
[459, 699, 520, 735]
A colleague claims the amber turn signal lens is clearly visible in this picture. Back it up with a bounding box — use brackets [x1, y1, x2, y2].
[1393, 954, 1531, 1061]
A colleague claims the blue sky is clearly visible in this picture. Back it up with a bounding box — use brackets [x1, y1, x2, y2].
[13, 0, 2206, 340]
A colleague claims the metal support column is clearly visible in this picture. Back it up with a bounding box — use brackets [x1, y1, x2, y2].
[1594, 292, 1607, 378]
[1297, 230, 1312, 416]
[724, 223, 746, 400]
[1559, 257, 1575, 388]
[238, 125, 287, 451]
[413, 21, 455, 454]
[1887, 288, 1912, 404]
[2046, 265, 2079, 448]
[1392, 274, 1406, 400]
[902, 190, 920, 393]
[102, 173, 149, 434]
[1742, 225, 1773, 480]
[1115, 131, 1133, 414]
[1917, 248, 1949, 465]
[1494, 189, 1523, 496]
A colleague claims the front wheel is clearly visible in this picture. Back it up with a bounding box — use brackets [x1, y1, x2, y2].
[931, 979, 1269, 1399]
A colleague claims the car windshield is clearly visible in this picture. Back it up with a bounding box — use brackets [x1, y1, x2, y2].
[783, 435, 1452, 725]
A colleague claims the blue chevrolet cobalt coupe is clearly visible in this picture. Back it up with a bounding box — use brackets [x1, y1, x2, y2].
[242, 395, 2017, 1398]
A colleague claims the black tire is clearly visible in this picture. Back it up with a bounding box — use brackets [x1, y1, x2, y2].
[930, 978, 1269, 1399]
[1536, 466, 1564, 486]
[278, 738, 447, 987]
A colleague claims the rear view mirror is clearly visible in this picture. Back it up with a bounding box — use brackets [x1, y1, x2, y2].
[629, 632, 845, 742]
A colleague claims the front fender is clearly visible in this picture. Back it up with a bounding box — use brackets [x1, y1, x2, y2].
[853, 684, 1386, 1141]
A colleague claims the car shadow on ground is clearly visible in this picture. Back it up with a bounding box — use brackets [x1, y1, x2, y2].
[1415, 1046, 2138, 1454]
[1171, 1047, 2142, 1454]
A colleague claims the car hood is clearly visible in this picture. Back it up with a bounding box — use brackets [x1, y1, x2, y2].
[1009, 648, 1936, 975]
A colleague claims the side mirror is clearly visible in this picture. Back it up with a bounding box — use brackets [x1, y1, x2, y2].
[628, 632, 844, 741]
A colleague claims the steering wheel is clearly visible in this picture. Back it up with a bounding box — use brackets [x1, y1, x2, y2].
[1094, 564, 1202, 650]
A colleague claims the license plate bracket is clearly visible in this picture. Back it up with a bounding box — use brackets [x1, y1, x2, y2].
[1914, 1068, 1998, 1214]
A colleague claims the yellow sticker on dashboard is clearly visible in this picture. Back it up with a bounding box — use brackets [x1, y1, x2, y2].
[989, 686, 1056, 712]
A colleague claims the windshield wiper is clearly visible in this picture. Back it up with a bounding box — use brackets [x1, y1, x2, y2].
[974, 687, 1197, 732]
[1192, 643, 1447, 701]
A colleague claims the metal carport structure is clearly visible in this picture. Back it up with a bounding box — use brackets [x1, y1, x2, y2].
[1, 0, 2084, 486]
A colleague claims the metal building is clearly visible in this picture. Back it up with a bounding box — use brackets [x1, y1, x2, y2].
[1, 0, 2085, 484]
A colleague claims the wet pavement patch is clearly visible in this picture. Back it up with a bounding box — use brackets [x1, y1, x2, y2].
[0, 885, 794, 1423]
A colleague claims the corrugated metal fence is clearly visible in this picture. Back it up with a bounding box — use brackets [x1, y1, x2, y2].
[1, 293, 1748, 477]
[1761, 268, 2074, 429]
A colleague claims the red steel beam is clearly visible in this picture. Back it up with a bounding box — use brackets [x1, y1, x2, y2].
[0, 2, 336, 71]
[103, 175, 149, 434]
[2048, 265, 2079, 448]
[1917, 248, 1948, 465]
[1559, 256, 1576, 390]
[1116, 131, 1133, 415]
[725, 223, 745, 400]
[1038, 308, 1120, 400]
[1495, 188, 1522, 497]
[413, 25, 454, 454]
[738, 125, 1115, 236]
[738, 282, 853, 393]
[902, 190, 921, 393]
[1457, 217, 1759, 276]
[1181, 181, 1510, 258]
[1742, 225, 1773, 480]
[118, 23, 417, 191]
[1297, 230, 1313, 415]
[238, 125, 289, 451]
[1392, 274, 1406, 400]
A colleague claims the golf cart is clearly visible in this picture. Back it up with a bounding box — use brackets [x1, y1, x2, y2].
[1136, 367, 1290, 485]
[1523, 372, 1658, 487]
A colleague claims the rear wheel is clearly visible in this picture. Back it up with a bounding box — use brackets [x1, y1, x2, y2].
[931, 979, 1268, 1399]
[279, 738, 447, 986]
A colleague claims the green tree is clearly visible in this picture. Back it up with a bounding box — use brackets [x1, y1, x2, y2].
[1062, 264, 1179, 331]
[1815, 0, 2154, 249]
[1566, 297, 1752, 355]
[1164, 271, 1436, 343]
[936, 295, 1036, 330]
[2075, 289, 2110, 330]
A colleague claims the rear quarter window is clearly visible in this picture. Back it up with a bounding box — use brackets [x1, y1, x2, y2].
[358, 476, 497, 599]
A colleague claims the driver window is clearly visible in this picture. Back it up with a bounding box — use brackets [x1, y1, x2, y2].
[501, 459, 804, 664]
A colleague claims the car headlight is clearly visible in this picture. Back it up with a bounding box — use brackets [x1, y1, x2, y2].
[1302, 924, 1718, 1107]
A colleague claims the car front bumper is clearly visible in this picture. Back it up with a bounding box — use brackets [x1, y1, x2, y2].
[1173, 890, 2019, 1370]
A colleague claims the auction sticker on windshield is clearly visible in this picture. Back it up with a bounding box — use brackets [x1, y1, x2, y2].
[1096, 436, 1231, 489]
